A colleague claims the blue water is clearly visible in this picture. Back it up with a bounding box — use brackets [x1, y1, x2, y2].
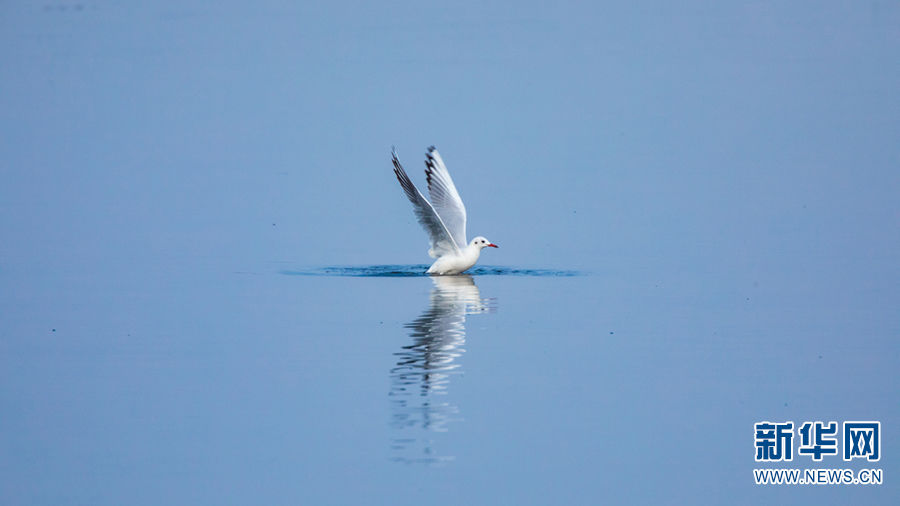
[3, 262, 897, 504]
[281, 265, 582, 277]
[2, 1, 899, 505]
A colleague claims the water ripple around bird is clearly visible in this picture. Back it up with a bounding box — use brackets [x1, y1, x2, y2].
[279, 265, 582, 277]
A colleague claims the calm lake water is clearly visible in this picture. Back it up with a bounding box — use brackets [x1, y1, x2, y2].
[2, 1, 898, 504]
[2, 259, 897, 504]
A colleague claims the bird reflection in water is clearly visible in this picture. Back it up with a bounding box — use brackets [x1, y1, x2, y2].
[389, 274, 494, 464]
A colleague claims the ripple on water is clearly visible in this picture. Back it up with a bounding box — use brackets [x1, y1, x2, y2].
[279, 265, 583, 277]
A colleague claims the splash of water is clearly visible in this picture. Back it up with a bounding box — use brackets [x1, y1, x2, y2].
[280, 265, 582, 277]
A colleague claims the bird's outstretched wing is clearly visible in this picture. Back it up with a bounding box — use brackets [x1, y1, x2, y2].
[392, 149, 461, 258]
[425, 147, 467, 250]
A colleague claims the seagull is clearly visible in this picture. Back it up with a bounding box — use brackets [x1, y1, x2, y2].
[392, 146, 498, 275]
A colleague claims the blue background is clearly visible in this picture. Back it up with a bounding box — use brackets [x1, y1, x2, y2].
[1, 1, 898, 504]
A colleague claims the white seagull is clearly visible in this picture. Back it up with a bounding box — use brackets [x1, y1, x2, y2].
[392, 146, 498, 275]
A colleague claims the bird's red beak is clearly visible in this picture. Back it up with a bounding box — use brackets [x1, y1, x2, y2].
[488, 243, 498, 248]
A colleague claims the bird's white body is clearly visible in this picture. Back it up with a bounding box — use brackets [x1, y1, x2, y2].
[392, 147, 497, 275]
[426, 239, 490, 275]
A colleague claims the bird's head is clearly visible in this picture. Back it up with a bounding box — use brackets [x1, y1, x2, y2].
[471, 236, 499, 250]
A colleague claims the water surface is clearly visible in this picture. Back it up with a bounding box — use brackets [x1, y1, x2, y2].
[1, 1, 898, 505]
[280, 265, 582, 277]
